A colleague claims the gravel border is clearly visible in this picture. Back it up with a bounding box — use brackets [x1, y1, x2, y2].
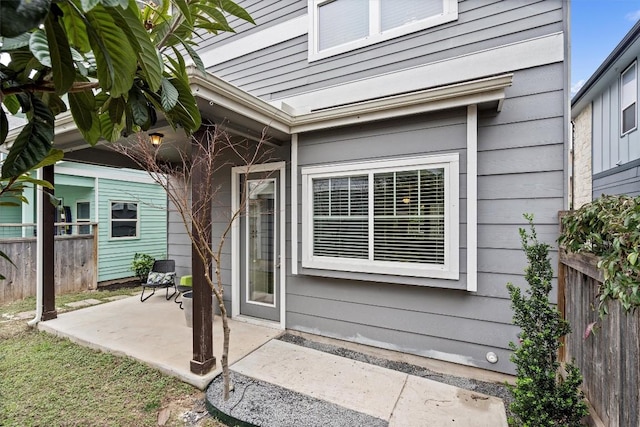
[206, 371, 388, 427]
[205, 333, 514, 426]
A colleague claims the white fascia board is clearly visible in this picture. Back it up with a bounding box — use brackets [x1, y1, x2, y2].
[54, 162, 158, 184]
[189, 69, 292, 134]
[199, 15, 308, 68]
[273, 32, 564, 113]
[289, 81, 510, 133]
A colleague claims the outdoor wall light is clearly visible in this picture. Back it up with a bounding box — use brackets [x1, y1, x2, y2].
[149, 132, 164, 146]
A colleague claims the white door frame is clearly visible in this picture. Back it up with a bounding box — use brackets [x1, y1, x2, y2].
[231, 161, 286, 329]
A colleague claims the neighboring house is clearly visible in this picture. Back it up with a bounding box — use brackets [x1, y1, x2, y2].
[0, 161, 167, 283]
[571, 20, 640, 208]
[43, 0, 568, 376]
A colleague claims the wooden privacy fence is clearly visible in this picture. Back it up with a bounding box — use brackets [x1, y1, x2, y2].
[559, 250, 640, 427]
[0, 223, 98, 305]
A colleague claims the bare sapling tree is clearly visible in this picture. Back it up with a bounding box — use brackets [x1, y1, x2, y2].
[114, 124, 274, 400]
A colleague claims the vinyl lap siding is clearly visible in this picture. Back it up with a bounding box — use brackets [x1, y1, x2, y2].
[288, 62, 565, 375]
[205, 0, 563, 101]
[97, 180, 167, 282]
[191, 0, 567, 375]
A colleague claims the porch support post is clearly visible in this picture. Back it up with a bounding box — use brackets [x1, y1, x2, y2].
[41, 164, 57, 321]
[190, 127, 216, 375]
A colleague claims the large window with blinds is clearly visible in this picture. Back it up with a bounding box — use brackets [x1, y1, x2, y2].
[309, 0, 458, 61]
[301, 154, 459, 279]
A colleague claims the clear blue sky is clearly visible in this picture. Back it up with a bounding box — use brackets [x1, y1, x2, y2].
[572, 0, 640, 95]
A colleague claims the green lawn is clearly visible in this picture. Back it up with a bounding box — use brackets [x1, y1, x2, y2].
[0, 288, 227, 426]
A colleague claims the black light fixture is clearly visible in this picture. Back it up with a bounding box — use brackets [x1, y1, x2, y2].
[149, 132, 164, 146]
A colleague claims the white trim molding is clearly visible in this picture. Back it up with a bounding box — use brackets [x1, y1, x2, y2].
[199, 15, 308, 68]
[231, 161, 287, 330]
[274, 32, 563, 114]
[301, 154, 459, 281]
[466, 105, 478, 292]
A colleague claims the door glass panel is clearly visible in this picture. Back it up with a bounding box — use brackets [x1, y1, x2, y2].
[247, 179, 276, 305]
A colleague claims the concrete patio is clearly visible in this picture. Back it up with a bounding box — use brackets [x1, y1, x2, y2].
[37, 293, 510, 426]
[37, 293, 282, 390]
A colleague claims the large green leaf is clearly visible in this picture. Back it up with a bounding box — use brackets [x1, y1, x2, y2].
[219, 0, 254, 24]
[69, 90, 97, 132]
[2, 95, 21, 115]
[29, 29, 52, 67]
[40, 92, 68, 116]
[197, 4, 233, 32]
[59, 2, 91, 53]
[172, 0, 194, 26]
[0, 109, 7, 145]
[108, 1, 163, 92]
[1, 119, 54, 178]
[160, 77, 178, 111]
[1, 33, 31, 51]
[108, 96, 126, 124]
[44, 12, 76, 95]
[85, 4, 137, 97]
[166, 75, 201, 131]
[127, 86, 150, 128]
[32, 148, 64, 170]
[1, 95, 55, 178]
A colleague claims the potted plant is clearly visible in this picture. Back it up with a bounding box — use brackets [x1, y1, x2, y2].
[130, 253, 155, 283]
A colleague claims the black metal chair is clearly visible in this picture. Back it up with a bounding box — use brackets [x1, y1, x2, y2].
[140, 260, 177, 302]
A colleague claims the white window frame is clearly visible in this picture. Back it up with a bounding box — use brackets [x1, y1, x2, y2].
[109, 201, 139, 240]
[621, 61, 637, 136]
[301, 154, 459, 279]
[308, 0, 458, 62]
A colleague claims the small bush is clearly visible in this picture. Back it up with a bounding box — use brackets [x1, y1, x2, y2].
[130, 253, 155, 282]
[559, 195, 640, 316]
[507, 215, 587, 426]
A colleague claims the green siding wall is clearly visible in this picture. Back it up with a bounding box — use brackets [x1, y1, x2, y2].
[96, 178, 167, 282]
[0, 200, 23, 238]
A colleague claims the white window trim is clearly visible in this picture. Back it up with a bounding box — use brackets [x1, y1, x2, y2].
[301, 154, 459, 280]
[76, 200, 91, 235]
[620, 61, 637, 136]
[109, 200, 139, 240]
[308, 0, 458, 62]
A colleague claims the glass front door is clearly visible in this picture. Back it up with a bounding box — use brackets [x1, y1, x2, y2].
[240, 177, 279, 321]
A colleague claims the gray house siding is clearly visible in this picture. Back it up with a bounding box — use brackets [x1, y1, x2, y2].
[203, 0, 563, 102]
[286, 61, 565, 374]
[592, 159, 640, 198]
[165, 0, 567, 374]
[590, 55, 640, 176]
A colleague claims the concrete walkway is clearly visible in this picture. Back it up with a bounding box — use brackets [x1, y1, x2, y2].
[208, 339, 508, 426]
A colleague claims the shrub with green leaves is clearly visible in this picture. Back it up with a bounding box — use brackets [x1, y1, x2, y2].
[559, 195, 640, 316]
[130, 253, 155, 282]
[507, 215, 587, 427]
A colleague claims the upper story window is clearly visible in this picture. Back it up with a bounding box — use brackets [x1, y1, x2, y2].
[110, 201, 138, 239]
[301, 154, 459, 280]
[309, 0, 458, 62]
[621, 61, 637, 136]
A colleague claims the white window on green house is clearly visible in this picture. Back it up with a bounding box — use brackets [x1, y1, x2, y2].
[301, 154, 459, 279]
[621, 61, 637, 136]
[76, 201, 91, 235]
[110, 201, 138, 238]
[309, 0, 458, 61]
